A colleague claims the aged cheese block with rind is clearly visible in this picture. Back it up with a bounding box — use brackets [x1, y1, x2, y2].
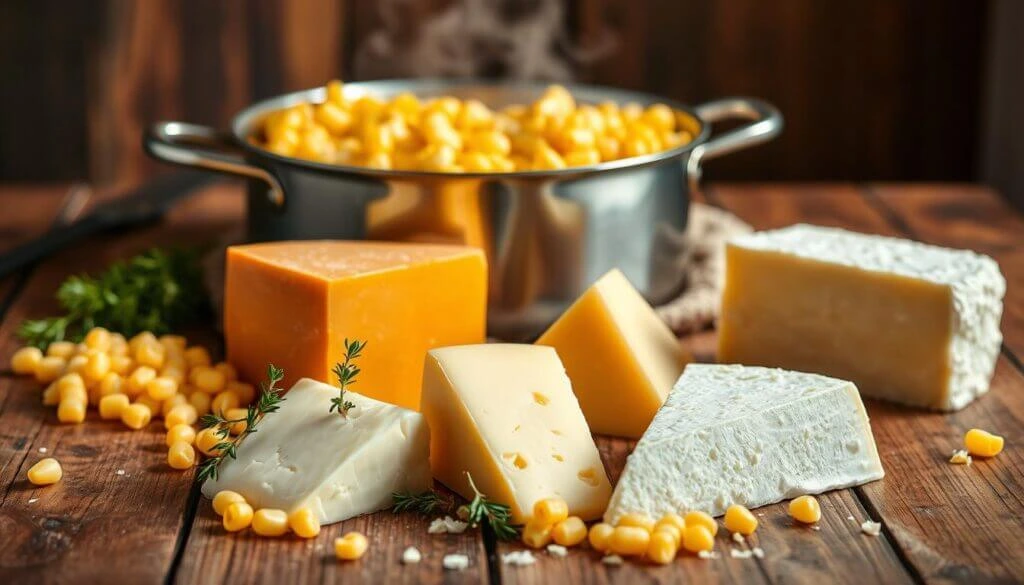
[201, 378, 431, 524]
[719, 224, 1005, 411]
[536, 269, 691, 438]
[604, 364, 884, 523]
[225, 241, 487, 411]
[421, 344, 613, 524]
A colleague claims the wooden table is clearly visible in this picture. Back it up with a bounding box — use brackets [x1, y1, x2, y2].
[0, 182, 1021, 585]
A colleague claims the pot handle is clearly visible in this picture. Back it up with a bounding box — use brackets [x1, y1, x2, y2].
[686, 97, 783, 193]
[143, 122, 285, 207]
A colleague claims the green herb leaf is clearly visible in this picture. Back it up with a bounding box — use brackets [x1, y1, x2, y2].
[392, 490, 451, 516]
[462, 472, 518, 540]
[329, 339, 366, 417]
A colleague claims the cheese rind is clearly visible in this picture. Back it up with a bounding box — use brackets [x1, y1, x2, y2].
[201, 378, 431, 524]
[719, 224, 1005, 410]
[604, 364, 884, 523]
[421, 344, 612, 523]
[536, 269, 691, 438]
[225, 241, 487, 410]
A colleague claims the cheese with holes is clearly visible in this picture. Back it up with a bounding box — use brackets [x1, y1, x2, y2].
[536, 269, 691, 438]
[225, 241, 486, 410]
[201, 378, 431, 524]
[421, 344, 612, 523]
[719, 224, 1005, 410]
[605, 364, 884, 523]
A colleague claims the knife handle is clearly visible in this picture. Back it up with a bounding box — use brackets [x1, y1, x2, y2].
[0, 215, 107, 280]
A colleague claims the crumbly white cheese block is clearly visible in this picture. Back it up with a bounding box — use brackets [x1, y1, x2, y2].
[604, 364, 884, 522]
[201, 378, 431, 524]
[719, 224, 1005, 410]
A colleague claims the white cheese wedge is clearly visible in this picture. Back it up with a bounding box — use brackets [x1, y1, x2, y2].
[604, 364, 884, 523]
[421, 344, 613, 524]
[719, 224, 1005, 410]
[200, 378, 431, 524]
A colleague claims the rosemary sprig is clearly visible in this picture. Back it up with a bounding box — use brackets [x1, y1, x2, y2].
[196, 364, 286, 483]
[391, 490, 451, 516]
[459, 472, 518, 541]
[329, 339, 365, 417]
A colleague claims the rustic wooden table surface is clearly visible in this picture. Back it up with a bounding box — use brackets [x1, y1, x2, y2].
[0, 182, 1020, 585]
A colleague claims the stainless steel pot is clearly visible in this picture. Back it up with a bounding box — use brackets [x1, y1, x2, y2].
[144, 79, 782, 339]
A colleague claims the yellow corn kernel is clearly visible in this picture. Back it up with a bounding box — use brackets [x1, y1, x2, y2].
[166, 423, 197, 447]
[363, 123, 394, 155]
[161, 365, 186, 385]
[98, 372, 124, 398]
[213, 490, 247, 516]
[654, 524, 682, 548]
[789, 495, 821, 524]
[161, 393, 188, 417]
[128, 331, 157, 352]
[609, 526, 650, 556]
[532, 142, 566, 170]
[364, 152, 392, 170]
[189, 391, 212, 417]
[252, 508, 289, 537]
[146, 376, 178, 401]
[458, 152, 494, 172]
[165, 404, 199, 429]
[42, 383, 60, 406]
[617, 512, 655, 532]
[455, 99, 493, 130]
[108, 332, 128, 354]
[655, 513, 686, 533]
[11, 346, 43, 374]
[110, 354, 133, 375]
[426, 96, 461, 119]
[167, 441, 196, 470]
[28, 457, 62, 485]
[57, 371, 85, 395]
[315, 102, 353, 136]
[223, 501, 254, 532]
[156, 334, 186, 352]
[195, 427, 224, 457]
[121, 403, 152, 430]
[326, 79, 345, 104]
[421, 111, 462, 149]
[682, 524, 714, 554]
[642, 104, 676, 132]
[596, 136, 621, 161]
[289, 507, 321, 538]
[134, 340, 166, 369]
[135, 394, 162, 417]
[564, 149, 601, 167]
[684, 511, 718, 536]
[47, 341, 77, 359]
[621, 102, 643, 121]
[184, 346, 212, 369]
[588, 522, 615, 552]
[647, 529, 678, 565]
[212, 391, 240, 416]
[210, 362, 237, 383]
[622, 137, 650, 158]
[490, 155, 516, 173]
[551, 516, 587, 547]
[532, 497, 569, 527]
[224, 407, 249, 435]
[724, 504, 758, 536]
[467, 130, 511, 156]
[63, 354, 88, 376]
[35, 356, 66, 383]
[416, 144, 458, 171]
[57, 399, 86, 424]
[551, 127, 596, 154]
[335, 531, 369, 560]
[193, 367, 227, 394]
[225, 381, 255, 405]
[522, 519, 553, 548]
[965, 428, 1004, 457]
[99, 394, 130, 419]
[127, 366, 157, 396]
[84, 327, 111, 351]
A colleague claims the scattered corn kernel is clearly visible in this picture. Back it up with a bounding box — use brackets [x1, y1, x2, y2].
[127, 366, 157, 396]
[647, 529, 678, 565]
[289, 507, 321, 538]
[27, 457, 62, 485]
[167, 441, 196, 470]
[84, 327, 111, 351]
[184, 346, 212, 369]
[609, 526, 650, 556]
[684, 510, 718, 536]
[46, 341, 76, 359]
[121, 403, 152, 430]
[682, 524, 715, 554]
[522, 519, 553, 548]
[146, 376, 178, 401]
[617, 512, 655, 532]
[110, 354, 133, 375]
[225, 381, 255, 405]
[965, 428, 1004, 458]
[135, 394, 162, 416]
[223, 501, 254, 532]
[166, 423, 197, 447]
[98, 372, 124, 398]
[42, 383, 60, 406]
[335, 531, 369, 560]
[532, 497, 569, 527]
[724, 504, 758, 536]
[189, 392, 212, 417]
[211, 391, 240, 416]
[194, 367, 227, 394]
[161, 393, 188, 417]
[250, 508, 289, 536]
[134, 340, 166, 369]
[57, 399, 86, 424]
[588, 522, 615, 552]
[11, 346, 43, 374]
[214, 362, 238, 383]
[57, 373, 86, 401]
[213, 491, 247, 516]
[81, 350, 111, 382]
[224, 407, 249, 435]
[789, 495, 821, 524]
[655, 513, 686, 533]
[195, 427, 223, 457]
[165, 404, 198, 429]
[654, 524, 682, 548]
[35, 356, 66, 383]
[551, 516, 587, 547]
[99, 394, 130, 419]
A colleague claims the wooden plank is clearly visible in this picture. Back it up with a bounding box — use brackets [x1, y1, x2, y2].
[0, 184, 242, 584]
[712, 183, 1024, 583]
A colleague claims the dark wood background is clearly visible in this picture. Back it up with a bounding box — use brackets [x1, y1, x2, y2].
[1, 0, 1020, 205]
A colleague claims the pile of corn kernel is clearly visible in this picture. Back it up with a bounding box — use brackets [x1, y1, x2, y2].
[11, 327, 256, 476]
[257, 81, 697, 172]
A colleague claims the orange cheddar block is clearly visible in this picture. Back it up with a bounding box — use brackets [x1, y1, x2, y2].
[536, 269, 691, 438]
[225, 241, 487, 410]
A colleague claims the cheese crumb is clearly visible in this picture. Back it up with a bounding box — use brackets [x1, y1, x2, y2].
[732, 532, 745, 544]
[442, 554, 469, 571]
[38, 448, 47, 453]
[116, 469, 125, 476]
[811, 525, 820, 531]
[602, 555, 624, 566]
[847, 515, 855, 521]
[949, 449, 972, 465]
[752, 547, 765, 558]
[401, 547, 422, 564]
[501, 550, 537, 566]
[860, 520, 882, 537]
[28, 498, 38, 504]
[698, 550, 720, 560]
[547, 544, 568, 557]
[429, 516, 469, 534]
[730, 549, 754, 559]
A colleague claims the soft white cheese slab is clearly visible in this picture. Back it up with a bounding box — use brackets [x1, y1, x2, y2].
[604, 364, 884, 522]
[201, 378, 431, 524]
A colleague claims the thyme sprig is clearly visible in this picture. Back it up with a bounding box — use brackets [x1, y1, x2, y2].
[391, 490, 451, 516]
[459, 472, 518, 541]
[196, 364, 286, 483]
[329, 339, 365, 417]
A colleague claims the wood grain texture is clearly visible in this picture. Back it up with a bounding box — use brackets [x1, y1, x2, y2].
[711, 183, 1024, 584]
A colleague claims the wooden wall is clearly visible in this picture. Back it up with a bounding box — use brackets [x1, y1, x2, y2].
[0, 0, 1000, 194]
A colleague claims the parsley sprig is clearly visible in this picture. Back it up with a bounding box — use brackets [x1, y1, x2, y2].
[329, 339, 365, 416]
[196, 364, 286, 483]
[391, 490, 451, 516]
[18, 248, 205, 349]
[460, 472, 518, 540]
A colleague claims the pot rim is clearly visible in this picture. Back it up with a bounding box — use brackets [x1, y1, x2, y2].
[228, 78, 712, 180]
